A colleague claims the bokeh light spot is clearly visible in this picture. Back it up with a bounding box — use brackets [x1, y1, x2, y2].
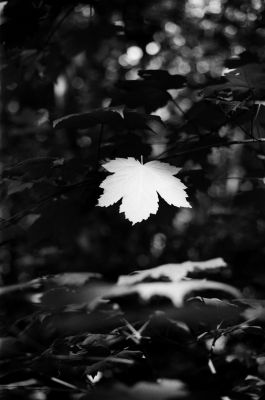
[7, 100, 19, 114]
[146, 42, 161, 55]
[119, 46, 143, 66]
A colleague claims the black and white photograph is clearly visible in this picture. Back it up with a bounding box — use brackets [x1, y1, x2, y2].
[1, 1, 265, 399]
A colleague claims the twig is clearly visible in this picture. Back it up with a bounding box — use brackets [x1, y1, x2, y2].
[171, 99, 187, 118]
[41, 5, 76, 51]
[50, 377, 87, 392]
[158, 138, 265, 161]
[96, 124, 104, 169]
[48, 354, 135, 365]
[0, 178, 95, 232]
[171, 98, 201, 135]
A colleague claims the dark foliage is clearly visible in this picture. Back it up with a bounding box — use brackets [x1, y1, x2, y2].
[2, 0, 265, 399]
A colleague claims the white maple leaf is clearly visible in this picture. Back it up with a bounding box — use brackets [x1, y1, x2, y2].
[97, 157, 191, 224]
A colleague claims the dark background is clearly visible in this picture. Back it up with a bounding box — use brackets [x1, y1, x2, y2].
[3, 2, 265, 400]
[1, 0, 265, 292]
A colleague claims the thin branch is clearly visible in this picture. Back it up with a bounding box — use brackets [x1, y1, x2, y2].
[152, 134, 211, 161]
[158, 138, 265, 161]
[96, 123, 104, 169]
[171, 98, 187, 118]
[0, 178, 95, 232]
[50, 377, 87, 392]
[50, 354, 135, 365]
[251, 105, 265, 174]
[41, 5, 76, 51]
[171, 98, 201, 135]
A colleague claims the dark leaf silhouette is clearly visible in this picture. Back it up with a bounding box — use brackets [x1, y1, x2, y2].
[102, 133, 151, 159]
[53, 109, 124, 130]
[138, 69, 187, 89]
[111, 88, 172, 113]
[186, 101, 227, 130]
[203, 63, 265, 100]
[53, 109, 163, 132]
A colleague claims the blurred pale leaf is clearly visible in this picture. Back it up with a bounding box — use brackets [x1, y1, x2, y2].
[118, 258, 227, 285]
[82, 379, 188, 400]
[115, 280, 241, 307]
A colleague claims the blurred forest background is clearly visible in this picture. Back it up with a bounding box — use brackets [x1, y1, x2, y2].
[3, 1, 265, 399]
[1, 0, 265, 290]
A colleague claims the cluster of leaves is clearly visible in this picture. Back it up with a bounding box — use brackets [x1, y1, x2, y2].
[2, 1, 265, 278]
[2, 59, 265, 250]
[2, 259, 265, 400]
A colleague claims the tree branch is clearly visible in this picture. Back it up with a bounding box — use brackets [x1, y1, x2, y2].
[158, 138, 265, 161]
